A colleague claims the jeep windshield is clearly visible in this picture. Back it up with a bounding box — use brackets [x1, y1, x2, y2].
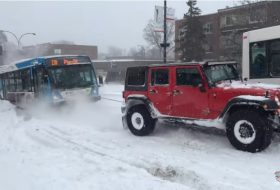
[204, 64, 240, 86]
[48, 64, 97, 89]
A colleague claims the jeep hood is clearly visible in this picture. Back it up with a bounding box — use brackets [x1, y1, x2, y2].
[215, 81, 280, 97]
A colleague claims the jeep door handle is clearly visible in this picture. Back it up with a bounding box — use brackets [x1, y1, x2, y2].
[173, 89, 182, 96]
[149, 89, 157, 94]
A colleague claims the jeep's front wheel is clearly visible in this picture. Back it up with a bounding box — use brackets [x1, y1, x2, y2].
[226, 110, 273, 153]
[126, 106, 156, 136]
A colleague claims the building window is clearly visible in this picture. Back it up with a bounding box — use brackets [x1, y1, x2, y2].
[203, 23, 213, 34]
[54, 49, 62, 55]
[220, 15, 236, 27]
[203, 44, 213, 53]
[179, 26, 187, 40]
[226, 16, 233, 26]
[249, 9, 265, 24]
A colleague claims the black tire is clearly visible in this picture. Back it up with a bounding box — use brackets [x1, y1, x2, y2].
[226, 109, 273, 153]
[126, 105, 156, 136]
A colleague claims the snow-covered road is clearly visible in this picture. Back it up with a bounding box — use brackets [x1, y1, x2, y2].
[0, 84, 279, 190]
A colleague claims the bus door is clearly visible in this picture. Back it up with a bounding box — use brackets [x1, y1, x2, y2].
[34, 67, 51, 99]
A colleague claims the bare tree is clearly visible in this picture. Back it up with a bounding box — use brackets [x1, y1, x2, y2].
[128, 45, 146, 59]
[143, 19, 175, 58]
[107, 46, 125, 58]
[0, 32, 7, 44]
[0, 32, 8, 64]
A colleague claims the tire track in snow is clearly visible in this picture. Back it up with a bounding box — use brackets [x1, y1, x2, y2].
[29, 125, 211, 190]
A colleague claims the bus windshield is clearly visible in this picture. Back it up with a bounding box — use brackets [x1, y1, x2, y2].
[204, 64, 239, 86]
[49, 64, 96, 89]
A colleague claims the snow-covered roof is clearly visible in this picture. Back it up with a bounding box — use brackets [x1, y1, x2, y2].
[0, 64, 18, 74]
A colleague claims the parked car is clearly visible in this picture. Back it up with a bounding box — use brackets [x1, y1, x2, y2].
[121, 61, 280, 152]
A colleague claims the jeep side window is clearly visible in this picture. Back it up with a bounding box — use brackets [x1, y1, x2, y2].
[151, 69, 169, 86]
[127, 68, 146, 86]
[176, 68, 202, 86]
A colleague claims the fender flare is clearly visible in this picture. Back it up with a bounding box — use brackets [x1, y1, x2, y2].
[122, 95, 158, 118]
[219, 96, 278, 120]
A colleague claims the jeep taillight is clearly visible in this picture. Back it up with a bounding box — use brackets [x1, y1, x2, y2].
[275, 96, 280, 106]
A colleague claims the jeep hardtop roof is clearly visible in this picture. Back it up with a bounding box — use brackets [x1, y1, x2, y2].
[127, 61, 237, 69]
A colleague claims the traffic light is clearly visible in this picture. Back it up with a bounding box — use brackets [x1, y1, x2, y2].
[0, 45, 2, 55]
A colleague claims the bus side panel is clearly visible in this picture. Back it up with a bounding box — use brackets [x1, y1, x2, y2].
[242, 32, 250, 79]
[2, 74, 8, 100]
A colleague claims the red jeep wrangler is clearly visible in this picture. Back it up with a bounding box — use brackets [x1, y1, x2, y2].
[122, 61, 280, 152]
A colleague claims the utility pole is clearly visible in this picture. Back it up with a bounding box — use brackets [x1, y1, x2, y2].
[160, 0, 170, 63]
[163, 0, 167, 63]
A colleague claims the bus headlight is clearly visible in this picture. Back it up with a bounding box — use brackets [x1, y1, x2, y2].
[91, 86, 98, 96]
[52, 91, 64, 103]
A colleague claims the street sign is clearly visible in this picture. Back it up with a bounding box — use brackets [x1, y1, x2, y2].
[154, 5, 175, 32]
[160, 43, 170, 48]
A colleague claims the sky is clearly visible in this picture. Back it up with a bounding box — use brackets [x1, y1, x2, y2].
[0, 1, 236, 54]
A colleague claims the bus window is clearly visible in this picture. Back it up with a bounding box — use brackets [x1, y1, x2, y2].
[0, 78, 3, 99]
[80, 69, 92, 84]
[270, 40, 280, 77]
[14, 71, 23, 92]
[3, 74, 8, 96]
[8, 72, 15, 92]
[35, 68, 50, 95]
[49, 65, 95, 89]
[250, 42, 267, 78]
[21, 69, 32, 92]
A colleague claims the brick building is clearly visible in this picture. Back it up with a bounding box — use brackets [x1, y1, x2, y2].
[175, 1, 280, 62]
[23, 43, 98, 60]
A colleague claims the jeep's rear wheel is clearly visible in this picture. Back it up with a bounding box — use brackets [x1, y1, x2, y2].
[226, 110, 273, 153]
[127, 106, 156, 136]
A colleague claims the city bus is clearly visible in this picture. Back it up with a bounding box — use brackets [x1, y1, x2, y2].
[0, 55, 100, 106]
[242, 25, 280, 84]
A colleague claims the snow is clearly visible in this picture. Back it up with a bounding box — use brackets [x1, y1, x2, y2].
[237, 95, 269, 101]
[183, 118, 225, 130]
[217, 80, 280, 90]
[0, 83, 280, 190]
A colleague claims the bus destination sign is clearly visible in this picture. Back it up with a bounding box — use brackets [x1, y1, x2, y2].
[46, 56, 91, 67]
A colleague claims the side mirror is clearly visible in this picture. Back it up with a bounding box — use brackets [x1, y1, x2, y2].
[198, 83, 206, 92]
[98, 76, 103, 85]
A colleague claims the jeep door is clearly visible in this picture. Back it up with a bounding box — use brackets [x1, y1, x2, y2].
[148, 67, 172, 115]
[171, 66, 209, 119]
